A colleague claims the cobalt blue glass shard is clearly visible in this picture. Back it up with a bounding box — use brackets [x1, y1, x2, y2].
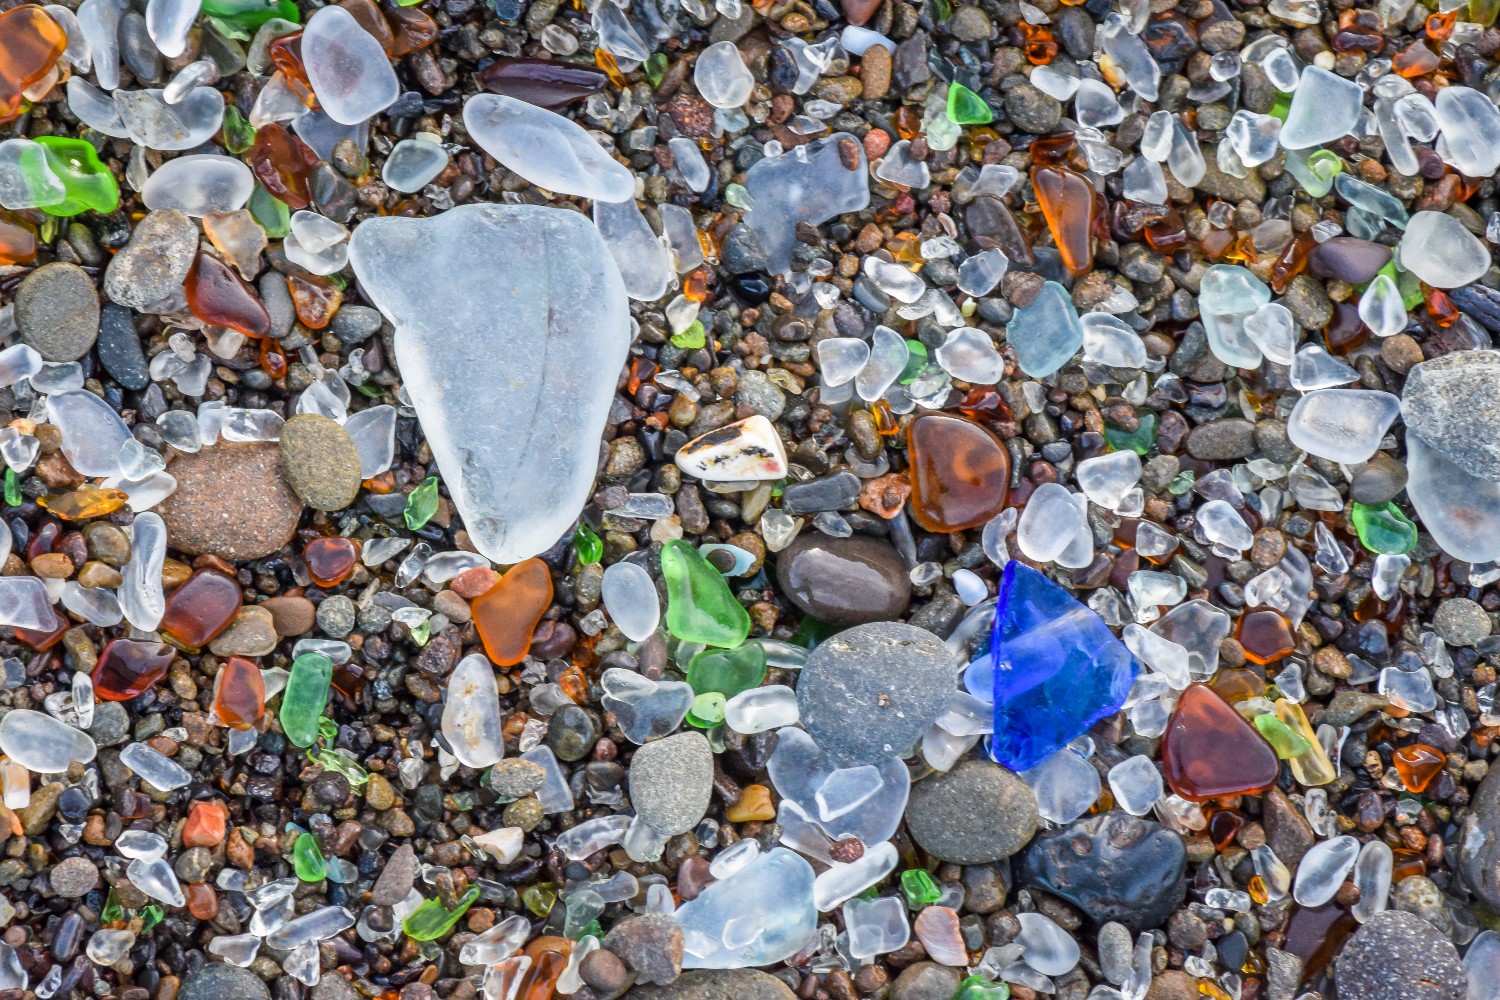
[970, 561, 1138, 771]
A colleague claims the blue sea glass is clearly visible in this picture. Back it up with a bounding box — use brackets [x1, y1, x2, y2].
[968, 561, 1138, 771]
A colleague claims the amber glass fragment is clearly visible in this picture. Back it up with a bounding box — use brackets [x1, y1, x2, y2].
[1161, 684, 1280, 801]
[1015, 21, 1057, 64]
[1210, 666, 1266, 705]
[473, 558, 554, 666]
[1283, 902, 1357, 979]
[160, 569, 243, 648]
[1206, 808, 1244, 850]
[16, 606, 66, 652]
[1032, 164, 1097, 276]
[186, 251, 272, 338]
[1324, 301, 1369, 356]
[0, 217, 36, 265]
[92, 639, 176, 701]
[304, 536, 359, 587]
[1235, 607, 1295, 665]
[267, 33, 315, 103]
[521, 951, 567, 1000]
[339, 0, 395, 52]
[384, 2, 438, 55]
[1270, 232, 1315, 293]
[1393, 40, 1440, 78]
[248, 123, 320, 210]
[0, 7, 67, 123]
[37, 488, 128, 520]
[260, 336, 288, 379]
[187, 882, 219, 920]
[905, 412, 1010, 533]
[1392, 743, 1444, 792]
[213, 656, 266, 729]
[287, 273, 342, 330]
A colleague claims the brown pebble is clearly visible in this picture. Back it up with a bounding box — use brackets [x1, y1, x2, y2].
[580, 949, 629, 993]
[261, 595, 317, 636]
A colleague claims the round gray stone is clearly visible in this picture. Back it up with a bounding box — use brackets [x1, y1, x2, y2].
[49, 856, 99, 897]
[1402, 349, 1500, 480]
[103, 208, 198, 310]
[16, 263, 99, 362]
[179, 962, 272, 1000]
[891, 963, 963, 1000]
[906, 760, 1038, 863]
[797, 621, 955, 767]
[625, 970, 794, 1000]
[1333, 910, 1464, 1000]
[628, 730, 713, 835]
[278, 413, 362, 511]
[1433, 598, 1491, 646]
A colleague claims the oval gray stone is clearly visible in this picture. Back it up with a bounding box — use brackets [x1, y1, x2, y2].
[349, 204, 630, 564]
[179, 962, 272, 1000]
[16, 263, 100, 362]
[906, 759, 1039, 863]
[796, 621, 955, 767]
[628, 730, 713, 835]
[625, 970, 795, 1000]
[1458, 764, 1500, 911]
[1402, 350, 1500, 480]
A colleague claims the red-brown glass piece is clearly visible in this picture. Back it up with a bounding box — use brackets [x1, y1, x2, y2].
[473, 557, 553, 666]
[248, 123, 320, 210]
[187, 882, 219, 920]
[1032, 164, 1096, 276]
[383, 0, 438, 55]
[160, 569, 243, 648]
[186, 251, 272, 338]
[16, 606, 67, 651]
[92, 639, 176, 701]
[1235, 607, 1295, 665]
[1160, 683, 1280, 801]
[304, 536, 359, 588]
[905, 412, 1010, 533]
[213, 656, 266, 730]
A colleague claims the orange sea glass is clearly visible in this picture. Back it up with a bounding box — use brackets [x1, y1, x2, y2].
[37, 487, 128, 520]
[186, 251, 272, 338]
[1032, 164, 1097, 276]
[92, 639, 176, 701]
[0, 7, 67, 123]
[473, 557, 553, 666]
[214, 656, 267, 730]
[905, 412, 1010, 533]
[1392, 743, 1444, 793]
[1161, 683, 1280, 801]
[0, 217, 36, 265]
[287, 273, 342, 329]
[16, 606, 67, 652]
[305, 537, 359, 588]
[1235, 607, 1295, 665]
[161, 569, 243, 648]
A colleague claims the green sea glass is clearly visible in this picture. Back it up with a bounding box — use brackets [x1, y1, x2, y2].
[661, 539, 750, 648]
[280, 652, 333, 748]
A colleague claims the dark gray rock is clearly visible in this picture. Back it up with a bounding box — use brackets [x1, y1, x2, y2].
[796, 621, 954, 766]
[178, 962, 272, 1000]
[1349, 454, 1408, 505]
[1402, 350, 1500, 479]
[1017, 810, 1186, 930]
[1333, 910, 1464, 1000]
[906, 760, 1038, 863]
[780, 471, 862, 515]
[1459, 764, 1500, 911]
[16, 263, 99, 362]
[1186, 418, 1256, 461]
[628, 730, 712, 835]
[775, 533, 911, 627]
[96, 304, 149, 390]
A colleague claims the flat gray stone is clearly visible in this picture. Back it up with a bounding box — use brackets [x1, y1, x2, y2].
[1333, 910, 1464, 1000]
[625, 970, 795, 1000]
[1402, 349, 1500, 480]
[103, 208, 198, 310]
[629, 730, 712, 836]
[349, 203, 630, 564]
[1459, 764, 1500, 911]
[796, 621, 954, 766]
[906, 760, 1039, 863]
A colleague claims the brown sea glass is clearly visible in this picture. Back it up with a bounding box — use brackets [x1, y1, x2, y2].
[1032, 164, 1096, 276]
[905, 412, 1010, 533]
[161, 569, 243, 648]
[16, 606, 67, 652]
[339, 0, 395, 51]
[37, 487, 129, 520]
[1235, 607, 1295, 665]
[305, 537, 359, 588]
[187, 882, 219, 920]
[1160, 683, 1280, 801]
[248, 123, 320, 210]
[0, 7, 67, 123]
[383, 0, 438, 55]
[0, 216, 36, 266]
[213, 656, 266, 729]
[287, 273, 342, 329]
[92, 639, 176, 701]
[473, 557, 554, 666]
[477, 58, 610, 108]
[186, 251, 272, 338]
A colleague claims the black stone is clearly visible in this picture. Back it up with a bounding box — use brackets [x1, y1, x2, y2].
[1016, 810, 1186, 930]
[96, 305, 149, 391]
